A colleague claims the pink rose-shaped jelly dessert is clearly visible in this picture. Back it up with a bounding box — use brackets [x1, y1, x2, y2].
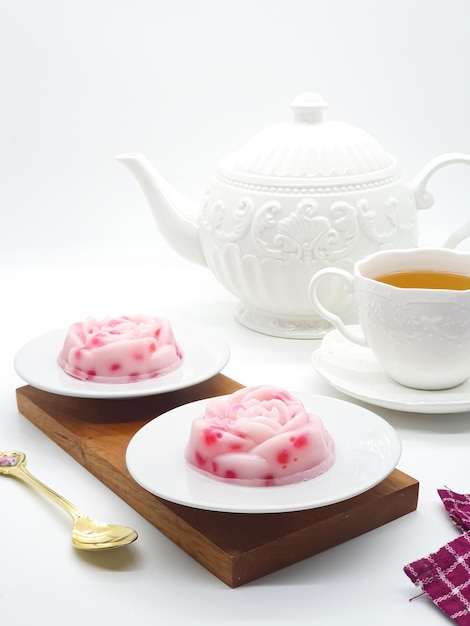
[185, 385, 335, 486]
[57, 315, 183, 383]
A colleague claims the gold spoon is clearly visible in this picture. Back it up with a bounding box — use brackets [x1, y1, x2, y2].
[0, 451, 138, 550]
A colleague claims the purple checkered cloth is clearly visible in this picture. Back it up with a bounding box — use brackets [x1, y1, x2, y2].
[404, 489, 470, 625]
[438, 489, 470, 533]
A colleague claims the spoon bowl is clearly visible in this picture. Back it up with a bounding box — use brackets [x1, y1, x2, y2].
[0, 451, 138, 551]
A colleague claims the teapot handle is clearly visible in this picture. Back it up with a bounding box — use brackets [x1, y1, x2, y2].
[411, 152, 470, 249]
[412, 152, 470, 210]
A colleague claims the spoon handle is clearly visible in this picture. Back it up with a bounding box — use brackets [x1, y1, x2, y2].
[0, 451, 82, 522]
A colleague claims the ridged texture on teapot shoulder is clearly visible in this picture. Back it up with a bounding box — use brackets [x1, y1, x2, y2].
[231, 121, 393, 179]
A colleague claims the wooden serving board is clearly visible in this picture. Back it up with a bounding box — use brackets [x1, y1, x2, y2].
[16, 376, 419, 588]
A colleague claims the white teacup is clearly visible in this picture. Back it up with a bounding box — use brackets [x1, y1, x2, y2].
[309, 248, 470, 390]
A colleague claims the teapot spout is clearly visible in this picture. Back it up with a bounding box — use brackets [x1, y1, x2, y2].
[115, 152, 206, 266]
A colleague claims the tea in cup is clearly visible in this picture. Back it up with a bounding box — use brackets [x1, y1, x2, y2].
[309, 248, 470, 390]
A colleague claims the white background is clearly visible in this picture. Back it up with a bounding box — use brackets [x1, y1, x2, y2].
[2, 2, 470, 625]
[2, 0, 470, 272]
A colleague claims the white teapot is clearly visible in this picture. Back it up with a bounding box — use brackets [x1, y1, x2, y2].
[116, 92, 470, 338]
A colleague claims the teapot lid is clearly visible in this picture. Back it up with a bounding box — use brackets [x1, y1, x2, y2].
[221, 92, 394, 182]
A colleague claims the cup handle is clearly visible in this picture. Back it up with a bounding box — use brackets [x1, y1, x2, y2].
[309, 268, 368, 347]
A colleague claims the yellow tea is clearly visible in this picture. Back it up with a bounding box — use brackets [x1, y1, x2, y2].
[375, 270, 470, 290]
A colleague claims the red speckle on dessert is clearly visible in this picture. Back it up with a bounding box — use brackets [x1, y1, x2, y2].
[230, 443, 242, 451]
[87, 369, 96, 377]
[225, 470, 237, 479]
[293, 434, 309, 448]
[277, 449, 290, 466]
[204, 428, 222, 446]
[75, 349, 82, 360]
[212, 461, 218, 473]
[133, 352, 144, 361]
[110, 362, 121, 371]
[195, 451, 206, 467]
[148, 342, 157, 353]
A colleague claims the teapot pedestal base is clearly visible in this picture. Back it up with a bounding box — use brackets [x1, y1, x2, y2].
[235, 303, 335, 339]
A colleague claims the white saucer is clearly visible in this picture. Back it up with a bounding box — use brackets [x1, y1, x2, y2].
[14, 321, 230, 399]
[125, 393, 401, 513]
[313, 327, 470, 414]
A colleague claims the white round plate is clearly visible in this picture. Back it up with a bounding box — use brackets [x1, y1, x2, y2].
[125, 393, 401, 513]
[313, 327, 470, 414]
[14, 321, 230, 399]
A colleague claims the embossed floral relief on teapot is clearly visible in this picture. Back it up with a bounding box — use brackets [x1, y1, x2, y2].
[117, 92, 470, 338]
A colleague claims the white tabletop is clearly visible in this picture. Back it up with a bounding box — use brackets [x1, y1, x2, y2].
[2, 262, 470, 624]
[2, 0, 470, 622]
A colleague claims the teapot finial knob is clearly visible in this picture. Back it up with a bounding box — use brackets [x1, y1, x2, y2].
[289, 92, 329, 123]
